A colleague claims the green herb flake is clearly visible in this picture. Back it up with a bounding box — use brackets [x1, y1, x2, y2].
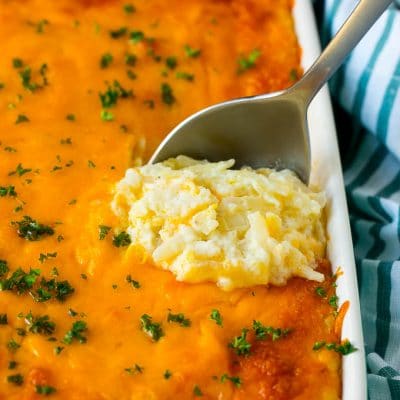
[25, 312, 56, 335]
[184, 45, 201, 58]
[0, 259, 9, 277]
[167, 312, 191, 327]
[161, 83, 175, 105]
[99, 225, 111, 240]
[35, 385, 56, 395]
[129, 31, 144, 43]
[140, 314, 164, 341]
[39, 252, 57, 263]
[329, 295, 339, 309]
[0, 267, 40, 293]
[0, 185, 17, 197]
[165, 56, 177, 70]
[66, 114, 76, 121]
[12, 58, 24, 69]
[4, 146, 17, 152]
[229, 329, 251, 356]
[0, 313, 8, 325]
[221, 374, 242, 388]
[88, 160, 96, 168]
[99, 80, 133, 108]
[289, 68, 298, 81]
[252, 320, 292, 341]
[126, 274, 140, 289]
[54, 346, 64, 355]
[176, 71, 194, 81]
[8, 361, 17, 369]
[163, 369, 172, 379]
[237, 49, 261, 74]
[100, 110, 114, 121]
[210, 309, 223, 326]
[100, 53, 113, 69]
[313, 340, 357, 355]
[12, 216, 54, 241]
[110, 27, 127, 39]
[315, 286, 327, 298]
[7, 339, 21, 353]
[112, 231, 131, 247]
[312, 341, 326, 351]
[7, 373, 23, 386]
[125, 363, 143, 374]
[125, 53, 137, 66]
[63, 320, 87, 344]
[193, 385, 203, 397]
[15, 114, 30, 124]
[127, 70, 137, 80]
[123, 3, 136, 14]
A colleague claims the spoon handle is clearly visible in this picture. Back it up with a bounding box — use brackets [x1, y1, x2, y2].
[294, 0, 393, 103]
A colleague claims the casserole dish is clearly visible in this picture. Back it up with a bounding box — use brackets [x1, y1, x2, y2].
[293, 0, 367, 398]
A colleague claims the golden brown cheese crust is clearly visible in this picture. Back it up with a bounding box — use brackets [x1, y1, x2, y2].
[0, 0, 340, 398]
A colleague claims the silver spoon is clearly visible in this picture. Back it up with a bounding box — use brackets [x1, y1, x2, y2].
[150, 0, 392, 183]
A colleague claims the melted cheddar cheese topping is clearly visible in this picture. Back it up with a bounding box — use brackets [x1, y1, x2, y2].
[0, 0, 342, 399]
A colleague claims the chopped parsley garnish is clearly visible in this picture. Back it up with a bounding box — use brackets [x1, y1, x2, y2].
[167, 312, 191, 327]
[63, 320, 87, 344]
[12, 58, 24, 68]
[126, 274, 140, 288]
[165, 56, 177, 70]
[129, 31, 144, 43]
[210, 309, 223, 326]
[15, 114, 30, 124]
[0, 313, 8, 324]
[140, 314, 164, 341]
[176, 71, 194, 81]
[163, 369, 172, 379]
[88, 160, 96, 168]
[329, 295, 339, 309]
[100, 110, 114, 121]
[8, 361, 17, 369]
[100, 53, 113, 69]
[221, 374, 242, 388]
[8, 163, 32, 176]
[112, 231, 131, 247]
[35, 385, 56, 395]
[315, 286, 327, 298]
[16, 328, 26, 336]
[39, 252, 57, 263]
[229, 328, 251, 356]
[313, 339, 357, 355]
[0, 82, 4, 89]
[125, 53, 137, 66]
[161, 83, 175, 105]
[252, 320, 291, 341]
[34, 278, 75, 302]
[184, 44, 201, 58]
[60, 137, 72, 145]
[98, 225, 111, 240]
[237, 49, 261, 73]
[123, 3, 136, 14]
[35, 19, 49, 34]
[19, 65, 46, 91]
[0, 185, 17, 197]
[143, 99, 155, 109]
[4, 146, 17, 152]
[0, 260, 9, 277]
[25, 312, 56, 335]
[0, 267, 40, 293]
[125, 364, 143, 374]
[110, 27, 127, 39]
[290, 68, 298, 81]
[12, 216, 54, 241]
[54, 346, 64, 355]
[193, 385, 203, 397]
[7, 339, 21, 353]
[7, 373, 23, 386]
[66, 113, 76, 121]
[99, 80, 133, 108]
[127, 70, 137, 80]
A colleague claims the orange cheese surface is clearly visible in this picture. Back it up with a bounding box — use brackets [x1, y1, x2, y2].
[0, 0, 341, 399]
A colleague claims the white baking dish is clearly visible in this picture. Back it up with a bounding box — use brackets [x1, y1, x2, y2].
[292, 1, 367, 398]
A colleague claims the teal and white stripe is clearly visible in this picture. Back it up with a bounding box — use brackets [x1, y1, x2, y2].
[317, 1, 400, 399]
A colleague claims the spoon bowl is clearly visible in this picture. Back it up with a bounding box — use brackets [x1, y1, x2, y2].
[149, 0, 392, 183]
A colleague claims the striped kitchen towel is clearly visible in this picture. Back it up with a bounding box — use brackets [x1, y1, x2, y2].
[315, 0, 400, 399]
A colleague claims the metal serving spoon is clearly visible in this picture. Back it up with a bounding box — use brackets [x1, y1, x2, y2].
[150, 0, 392, 183]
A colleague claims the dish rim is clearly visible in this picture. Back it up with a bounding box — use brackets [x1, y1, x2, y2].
[293, 1, 367, 398]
